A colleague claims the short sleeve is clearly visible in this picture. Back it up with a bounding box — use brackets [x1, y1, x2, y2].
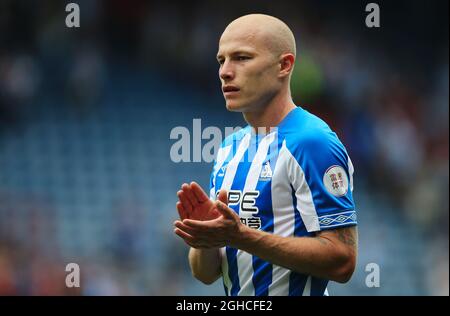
[287, 132, 357, 232]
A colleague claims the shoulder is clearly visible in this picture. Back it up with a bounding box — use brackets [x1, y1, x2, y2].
[284, 110, 347, 160]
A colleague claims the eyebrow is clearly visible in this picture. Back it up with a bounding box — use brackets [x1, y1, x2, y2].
[216, 49, 256, 60]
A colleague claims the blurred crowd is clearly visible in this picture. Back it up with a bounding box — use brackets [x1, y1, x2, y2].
[0, 0, 448, 295]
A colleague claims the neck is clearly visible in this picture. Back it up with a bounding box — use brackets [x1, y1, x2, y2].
[243, 90, 296, 134]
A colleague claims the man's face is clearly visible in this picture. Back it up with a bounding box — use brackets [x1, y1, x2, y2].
[217, 28, 281, 112]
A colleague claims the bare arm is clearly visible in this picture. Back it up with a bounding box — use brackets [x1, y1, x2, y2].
[233, 225, 358, 283]
[175, 185, 358, 284]
[188, 248, 222, 285]
[176, 189, 358, 284]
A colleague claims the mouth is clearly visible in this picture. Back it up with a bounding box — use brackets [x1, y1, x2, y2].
[222, 85, 240, 97]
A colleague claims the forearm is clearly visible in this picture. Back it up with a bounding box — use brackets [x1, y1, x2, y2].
[188, 248, 222, 284]
[231, 226, 356, 283]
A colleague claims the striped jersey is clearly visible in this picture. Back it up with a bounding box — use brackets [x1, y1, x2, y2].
[209, 106, 357, 296]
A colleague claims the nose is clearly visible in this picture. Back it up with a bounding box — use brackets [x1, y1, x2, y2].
[219, 60, 235, 81]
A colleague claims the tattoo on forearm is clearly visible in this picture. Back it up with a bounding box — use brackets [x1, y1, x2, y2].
[335, 227, 356, 247]
[317, 236, 329, 246]
[315, 227, 357, 248]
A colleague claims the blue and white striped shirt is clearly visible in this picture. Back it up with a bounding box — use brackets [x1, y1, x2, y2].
[209, 106, 357, 296]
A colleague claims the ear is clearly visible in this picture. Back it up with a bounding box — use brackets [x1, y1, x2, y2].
[278, 53, 295, 78]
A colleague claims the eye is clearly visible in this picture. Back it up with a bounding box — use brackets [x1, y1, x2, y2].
[237, 56, 250, 61]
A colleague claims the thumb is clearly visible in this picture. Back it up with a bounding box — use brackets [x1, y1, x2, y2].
[217, 189, 228, 205]
[215, 190, 235, 219]
[215, 199, 235, 219]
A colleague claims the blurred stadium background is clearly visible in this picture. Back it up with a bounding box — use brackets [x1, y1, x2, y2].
[0, 0, 448, 295]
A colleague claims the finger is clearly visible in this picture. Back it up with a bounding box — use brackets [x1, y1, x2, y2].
[176, 201, 189, 220]
[190, 181, 209, 203]
[174, 228, 209, 249]
[215, 200, 235, 220]
[174, 227, 196, 243]
[187, 242, 212, 249]
[178, 219, 228, 247]
[175, 220, 204, 236]
[217, 189, 229, 205]
[182, 218, 208, 228]
[182, 218, 220, 231]
[182, 183, 199, 208]
[177, 189, 193, 213]
[177, 221, 232, 250]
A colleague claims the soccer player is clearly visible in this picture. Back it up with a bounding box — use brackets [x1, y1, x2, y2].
[174, 14, 358, 296]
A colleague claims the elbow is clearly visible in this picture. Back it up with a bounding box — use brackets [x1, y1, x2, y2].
[188, 248, 222, 285]
[192, 273, 217, 285]
[333, 265, 355, 284]
[192, 271, 219, 285]
[199, 278, 217, 285]
[330, 250, 356, 284]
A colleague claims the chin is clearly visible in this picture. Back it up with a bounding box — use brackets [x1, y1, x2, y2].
[225, 100, 248, 112]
